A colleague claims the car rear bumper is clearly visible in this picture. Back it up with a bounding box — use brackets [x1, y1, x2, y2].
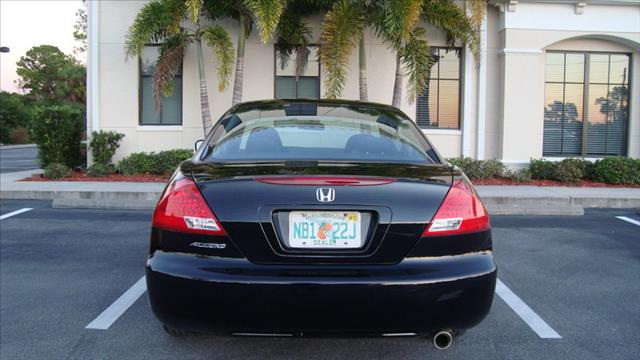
[146, 251, 497, 335]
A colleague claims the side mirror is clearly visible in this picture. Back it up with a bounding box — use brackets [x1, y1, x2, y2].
[194, 139, 204, 151]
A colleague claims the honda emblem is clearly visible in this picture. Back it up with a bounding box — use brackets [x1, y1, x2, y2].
[316, 188, 335, 203]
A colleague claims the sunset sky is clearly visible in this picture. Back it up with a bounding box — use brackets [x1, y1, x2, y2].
[0, 0, 83, 92]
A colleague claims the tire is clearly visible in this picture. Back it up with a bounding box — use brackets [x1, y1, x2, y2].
[162, 324, 190, 337]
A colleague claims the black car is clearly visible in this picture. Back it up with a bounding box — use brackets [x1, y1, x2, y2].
[146, 99, 496, 349]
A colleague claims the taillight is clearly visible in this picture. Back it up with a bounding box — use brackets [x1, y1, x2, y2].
[422, 178, 490, 236]
[152, 176, 226, 235]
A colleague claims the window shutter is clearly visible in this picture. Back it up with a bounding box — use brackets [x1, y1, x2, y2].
[275, 77, 296, 99]
[297, 77, 320, 99]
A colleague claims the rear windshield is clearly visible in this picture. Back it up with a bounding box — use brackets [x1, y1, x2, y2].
[203, 103, 438, 164]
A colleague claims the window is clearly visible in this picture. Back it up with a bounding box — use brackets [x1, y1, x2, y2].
[140, 46, 182, 125]
[544, 52, 630, 156]
[274, 46, 320, 99]
[416, 48, 461, 129]
[204, 102, 437, 164]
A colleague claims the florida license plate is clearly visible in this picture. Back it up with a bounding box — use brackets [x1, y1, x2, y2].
[288, 211, 362, 249]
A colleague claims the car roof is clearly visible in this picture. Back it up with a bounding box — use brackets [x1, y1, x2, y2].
[227, 99, 409, 121]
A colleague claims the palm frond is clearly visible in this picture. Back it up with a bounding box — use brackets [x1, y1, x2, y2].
[153, 32, 190, 110]
[244, 0, 285, 43]
[319, 0, 366, 98]
[166, 0, 187, 35]
[379, 0, 422, 48]
[400, 27, 432, 104]
[202, 0, 241, 21]
[469, 0, 486, 30]
[284, 0, 335, 14]
[201, 25, 235, 91]
[125, 0, 175, 57]
[274, 12, 312, 74]
[422, 0, 478, 58]
[185, 0, 203, 24]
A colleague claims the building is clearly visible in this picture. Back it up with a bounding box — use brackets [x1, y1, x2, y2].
[87, 0, 640, 165]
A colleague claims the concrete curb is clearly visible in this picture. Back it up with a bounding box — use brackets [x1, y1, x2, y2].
[476, 186, 640, 216]
[52, 190, 162, 210]
[0, 144, 37, 150]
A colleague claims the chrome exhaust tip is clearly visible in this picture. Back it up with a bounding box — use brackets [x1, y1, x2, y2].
[433, 330, 454, 350]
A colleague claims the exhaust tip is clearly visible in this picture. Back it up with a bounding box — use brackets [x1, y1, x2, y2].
[433, 330, 453, 350]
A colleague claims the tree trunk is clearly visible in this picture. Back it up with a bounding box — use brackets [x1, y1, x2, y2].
[196, 39, 213, 135]
[391, 52, 403, 108]
[232, 15, 246, 106]
[358, 35, 368, 101]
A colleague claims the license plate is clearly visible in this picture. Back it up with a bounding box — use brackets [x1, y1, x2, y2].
[288, 211, 362, 249]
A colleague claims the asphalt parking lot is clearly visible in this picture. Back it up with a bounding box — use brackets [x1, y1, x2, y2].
[0, 146, 39, 174]
[1, 199, 639, 360]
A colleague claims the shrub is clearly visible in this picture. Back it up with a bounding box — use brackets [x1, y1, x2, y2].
[43, 163, 71, 179]
[529, 158, 591, 183]
[506, 168, 532, 183]
[447, 157, 504, 180]
[553, 159, 584, 183]
[154, 149, 194, 175]
[481, 159, 506, 179]
[87, 163, 115, 177]
[529, 159, 556, 180]
[89, 131, 125, 166]
[591, 157, 640, 185]
[0, 92, 30, 144]
[117, 149, 193, 176]
[30, 104, 84, 168]
[9, 127, 29, 144]
[117, 152, 157, 176]
[447, 157, 482, 179]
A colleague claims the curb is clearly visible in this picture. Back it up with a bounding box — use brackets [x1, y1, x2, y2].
[2, 189, 639, 214]
[0, 189, 162, 210]
[0, 144, 37, 150]
[2, 180, 639, 214]
[52, 190, 162, 210]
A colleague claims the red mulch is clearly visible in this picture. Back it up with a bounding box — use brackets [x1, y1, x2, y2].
[20, 172, 168, 183]
[472, 177, 640, 188]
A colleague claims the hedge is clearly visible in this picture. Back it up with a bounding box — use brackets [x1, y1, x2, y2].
[117, 149, 194, 176]
[449, 156, 640, 185]
[591, 157, 640, 185]
[30, 104, 84, 168]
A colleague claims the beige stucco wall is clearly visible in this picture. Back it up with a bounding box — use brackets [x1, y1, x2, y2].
[493, 2, 640, 164]
[484, 6, 503, 160]
[93, 1, 639, 163]
[94, 1, 466, 162]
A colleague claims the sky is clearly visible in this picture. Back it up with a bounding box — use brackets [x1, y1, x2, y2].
[0, 0, 83, 93]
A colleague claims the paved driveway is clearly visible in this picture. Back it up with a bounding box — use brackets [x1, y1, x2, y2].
[1, 200, 639, 359]
[0, 146, 39, 174]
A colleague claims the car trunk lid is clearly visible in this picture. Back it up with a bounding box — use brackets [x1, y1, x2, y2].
[187, 161, 452, 264]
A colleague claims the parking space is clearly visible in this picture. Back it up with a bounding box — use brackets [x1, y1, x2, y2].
[1, 200, 639, 359]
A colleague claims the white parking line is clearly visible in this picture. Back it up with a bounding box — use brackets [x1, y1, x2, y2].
[86, 276, 147, 330]
[495, 278, 562, 339]
[0, 208, 33, 220]
[616, 216, 640, 226]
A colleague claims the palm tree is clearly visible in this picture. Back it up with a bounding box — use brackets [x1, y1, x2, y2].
[203, 0, 286, 106]
[273, 1, 335, 80]
[319, 0, 367, 100]
[320, 0, 478, 108]
[467, 0, 487, 63]
[126, 0, 234, 135]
